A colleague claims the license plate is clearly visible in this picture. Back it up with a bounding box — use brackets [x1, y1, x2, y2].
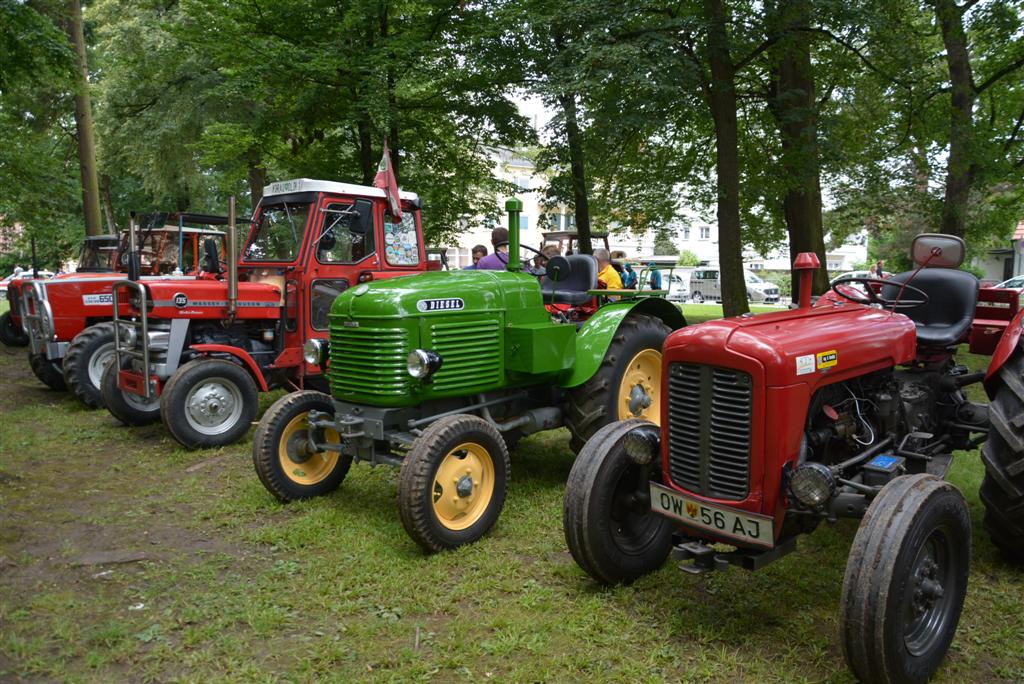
[650, 482, 775, 548]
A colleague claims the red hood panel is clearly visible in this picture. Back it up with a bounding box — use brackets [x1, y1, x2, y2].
[143, 281, 281, 319]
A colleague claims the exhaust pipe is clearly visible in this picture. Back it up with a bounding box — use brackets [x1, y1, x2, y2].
[227, 196, 238, 319]
[127, 212, 140, 281]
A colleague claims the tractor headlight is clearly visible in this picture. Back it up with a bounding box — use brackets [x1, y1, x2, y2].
[788, 462, 836, 508]
[623, 425, 660, 465]
[407, 349, 443, 380]
[120, 326, 137, 349]
[303, 339, 328, 366]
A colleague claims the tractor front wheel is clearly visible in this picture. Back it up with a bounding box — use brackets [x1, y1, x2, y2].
[0, 311, 28, 347]
[979, 347, 1024, 565]
[63, 322, 116, 408]
[100, 361, 161, 425]
[252, 391, 352, 502]
[160, 358, 259, 449]
[398, 414, 509, 553]
[563, 418, 673, 585]
[29, 352, 66, 391]
[565, 313, 670, 453]
[841, 474, 970, 684]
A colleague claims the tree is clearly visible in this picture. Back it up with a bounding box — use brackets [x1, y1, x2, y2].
[64, 0, 102, 235]
[653, 232, 680, 255]
[678, 248, 701, 266]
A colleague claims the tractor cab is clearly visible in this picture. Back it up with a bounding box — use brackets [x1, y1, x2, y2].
[76, 235, 119, 273]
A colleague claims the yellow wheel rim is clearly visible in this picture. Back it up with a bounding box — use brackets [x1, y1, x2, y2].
[431, 442, 495, 531]
[618, 348, 662, 424]
[278, 411, 341, 485]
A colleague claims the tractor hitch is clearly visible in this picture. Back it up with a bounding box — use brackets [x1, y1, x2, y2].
[672, 537, 798, 574]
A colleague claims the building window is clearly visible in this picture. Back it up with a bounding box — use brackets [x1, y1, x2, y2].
[566, 214, 576, 229]
[682, 226, 690, 240]
[749, 263, 763, 271]
[699, 226, 710, 240]
[519, 216, 529, 231]
[515, 176, 531, 191]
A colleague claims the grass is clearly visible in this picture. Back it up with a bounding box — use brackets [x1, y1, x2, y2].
[1, 303, 1022, 682]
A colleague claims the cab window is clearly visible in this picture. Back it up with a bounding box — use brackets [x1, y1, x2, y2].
[316, 200, 374, 264]
[384, 212, 421, 266]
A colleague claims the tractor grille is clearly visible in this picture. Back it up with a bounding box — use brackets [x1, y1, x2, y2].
[329, 325, 410, 398]
[428, 319, 502, 393]
[667, 363, 753, 500]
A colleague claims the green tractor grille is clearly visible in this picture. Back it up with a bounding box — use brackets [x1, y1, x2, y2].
[329, 325, 411, 398]
[428, 319, 502, 392]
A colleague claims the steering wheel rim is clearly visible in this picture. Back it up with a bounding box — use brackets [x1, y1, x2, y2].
[830, 276, 929, 310]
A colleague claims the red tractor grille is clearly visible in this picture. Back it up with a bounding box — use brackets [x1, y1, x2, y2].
[667, 363, 752, 500]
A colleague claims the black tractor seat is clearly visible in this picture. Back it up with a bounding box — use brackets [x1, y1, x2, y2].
[881, 268, 979, 348]
[541, 254, 599, 306]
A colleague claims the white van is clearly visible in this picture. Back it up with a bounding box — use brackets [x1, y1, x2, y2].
[689, 268, 780, 303]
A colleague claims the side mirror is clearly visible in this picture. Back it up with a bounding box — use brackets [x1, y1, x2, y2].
[351, 199, 373, 235]
[546, 255, 571, 283]
[911, 233, 965, 268]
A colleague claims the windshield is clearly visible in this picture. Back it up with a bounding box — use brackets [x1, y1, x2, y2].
[744, 271, 763, 284]
[244, 202, 312, 262]
[78, 240, 117, 271]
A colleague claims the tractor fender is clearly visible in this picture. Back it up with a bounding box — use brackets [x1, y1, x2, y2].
[561, 298, 686, 388]
[188, 343, 270, 392]
[984, 308, 1023, 398]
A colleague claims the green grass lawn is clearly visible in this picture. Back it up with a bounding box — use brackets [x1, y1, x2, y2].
[0, 304, 1021, 682]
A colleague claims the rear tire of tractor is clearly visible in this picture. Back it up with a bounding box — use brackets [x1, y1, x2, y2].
[398, 414, 509, 553]
[252, 391, 352, 502]
[29, 352, 66, 391]
[160, 358, 259, 449]
[563, 418, 673, 585]
[100, 361, 161, 426]
[62, 322, 116, 408]
[0, 311, 28, 347]
[979, 348, 1024, 566]
[841, 474, 970, 684]
[564, 313, 670, 454]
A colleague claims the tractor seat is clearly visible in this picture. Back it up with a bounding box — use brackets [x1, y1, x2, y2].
[541, 254, 599, 306]
[881, 268, 979, 348]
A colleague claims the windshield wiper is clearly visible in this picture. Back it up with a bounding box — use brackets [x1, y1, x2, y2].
[282, 202, 299, 246]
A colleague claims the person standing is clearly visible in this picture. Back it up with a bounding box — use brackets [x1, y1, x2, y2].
[647, 262, 663, 290]
[475, 229, 510, 270]
[875, 259, 886, 279]
[621, 262, 638, 289]
[463, 245, 488, 270]
[594, 248, 623, 289]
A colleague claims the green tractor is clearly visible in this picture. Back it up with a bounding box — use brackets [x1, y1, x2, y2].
[252, 199, 686, 551]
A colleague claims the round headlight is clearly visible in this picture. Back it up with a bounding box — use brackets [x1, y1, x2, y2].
[407, 349, 442, 380]
[623, 427, 659, 465]
[303, 339, 325, 366]
[788, 462, 836, 508]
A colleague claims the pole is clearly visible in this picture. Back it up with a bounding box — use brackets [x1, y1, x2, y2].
[128, 212, 139, 281]
[177, 214, 184, 275]
[505, 198, 523, 272]
[31, 238, 38, 278]
[227, 197, 238, 319]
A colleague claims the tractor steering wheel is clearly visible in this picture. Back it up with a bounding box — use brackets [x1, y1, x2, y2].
[830, 276, 929, 310]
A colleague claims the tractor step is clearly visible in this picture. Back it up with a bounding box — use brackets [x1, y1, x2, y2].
[673, 537, 798, 574]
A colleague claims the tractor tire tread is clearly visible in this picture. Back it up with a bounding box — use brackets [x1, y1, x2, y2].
[63, 322, 115, 408]
[980, 348, 1024, 566]
[160, 358, 259, 450]
[29, 351, 66, 391]
[0, 311, 28, 347]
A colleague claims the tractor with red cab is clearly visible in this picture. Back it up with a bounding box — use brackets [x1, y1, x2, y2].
[15, 220, 227, 404]
[563, 234, 1023, 684]
[103, 178, 433, 450]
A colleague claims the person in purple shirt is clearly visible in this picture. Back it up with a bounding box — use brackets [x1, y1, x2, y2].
[462, 245, 489, 270]
[475, 228, 510, 270]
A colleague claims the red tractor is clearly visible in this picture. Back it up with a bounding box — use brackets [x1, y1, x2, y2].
[103, 178, 431, 449]
[564, 234, 1023, 684]
[14, 220, 227, 404]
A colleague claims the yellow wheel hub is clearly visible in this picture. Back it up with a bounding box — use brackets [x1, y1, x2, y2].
[618, 348, 662, 424]
[278, 411, 341, 485]
[431, 442, 495, 531]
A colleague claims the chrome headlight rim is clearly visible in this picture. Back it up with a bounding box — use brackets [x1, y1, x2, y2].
[788, 462, 836, 508]
[407, 348, 443, 380]
[303, 339, 328, 366]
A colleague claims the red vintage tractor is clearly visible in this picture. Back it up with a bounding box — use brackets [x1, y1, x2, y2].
[103, 178, 432, 450]
[563, 234, 1023, 684]
[15, 220, 227, 404]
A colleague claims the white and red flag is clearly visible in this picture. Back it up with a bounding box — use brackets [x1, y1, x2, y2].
[374, 139, 403, 221]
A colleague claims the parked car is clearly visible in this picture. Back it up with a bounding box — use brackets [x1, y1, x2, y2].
[0, 270, 54, 296]
[689, 267, 779, 303]
[992, 275, 1024, 290]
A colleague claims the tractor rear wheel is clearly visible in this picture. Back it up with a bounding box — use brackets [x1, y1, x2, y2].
[398, 414, 509, 552]
[252, 391, 352, 502]
[29, 352, 66, 391]
[564, 313, 670, 453]
[563, 418, 673, 585]
[979, 347, 1024, 566]
[101, 361, 161, 426]
[160, 358, 259, 449]
[63, 322, 116, 408]
[841, 474, 970, 684]
[0, 311, 28, 347]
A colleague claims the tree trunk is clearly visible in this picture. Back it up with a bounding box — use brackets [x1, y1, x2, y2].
[703, 0, 748, 317]
[933, 0, 974, 238]
[247, 151, 266, 210]
[65, 0, 102, 236]
[357, 117, 374, 185]
[767, 3, 829, 295]
[99, 174, 116, 233]
[557, 91, 593, 255]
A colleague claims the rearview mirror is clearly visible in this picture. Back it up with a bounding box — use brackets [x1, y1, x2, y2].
[911, 233, 965, 268]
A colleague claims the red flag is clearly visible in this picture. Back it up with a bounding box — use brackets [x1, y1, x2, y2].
[374, 140, 403, 221]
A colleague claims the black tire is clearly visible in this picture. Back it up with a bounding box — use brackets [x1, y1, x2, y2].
[62, 322, 116, 408]
[691, 291, 703, 303]
[564, 313, 671, 453]
[160, 358, 259, 449]
[979, 347, 1024, 565]
[29, 351, 66, 391]
[101, 361, 161, 426]
[252, 390, 352, 502]
[0, 311, 28, 347]
[397, 414, 510, 552]
[841, 474, 970, 684]
[563, 418, 673, 585]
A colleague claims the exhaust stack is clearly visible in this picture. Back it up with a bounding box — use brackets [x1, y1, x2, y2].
[128, 212, 140, 281]
[227, 196, 238, 319]
[793, 252, 820, 309]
